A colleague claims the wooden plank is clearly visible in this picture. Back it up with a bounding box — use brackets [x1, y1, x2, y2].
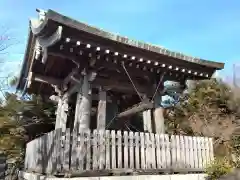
[123, 131, 129, 169]
[78, 131, 85, 170]
[71, 129, 78, 171]
[170, 135, 177, 169]
[188, 136, 194, 169]
[36, 137, 41, 172]
[179, 135, 185, 168]
[161, 134, 166, 169]
[134, 132, 140, 169]
[204, 137, 210, 167]
[97, 90, 107, 129]
[193, 137, 199, 169]
[105, 130, 110, 169]
[33, 137, 40, 172]
[85, 129, 91, 170]
[56, 129, 62, 172]
[197, 136, 203, 169]
[150, 133, 156, 169]
[47, 130, 52, 173]
[154, 134, 161, 169]
[93, 130, 99, 170]
[145, 133, 151, 169]
[34, 136, 41, 173]
[24, 143, 29, 169]
[200, 137, 206, 168]
[63, 128, 70, 171]
[209, 137, 214, 163]
[117, 130, 122, 168]
[46, 133, 51, 173]
[99, 130, 105, 169]
[140, 132, 146, 169]
[111, 130, 116, 169]
[129, 131, 134, 169]
[46, 131, 52, 173]
[175, 135, 181, 169]
[202, 137, 207, 168]
[184, 135, 190, 169]
[164, 134, 171, 168]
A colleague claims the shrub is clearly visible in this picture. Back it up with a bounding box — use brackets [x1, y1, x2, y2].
[206, 157, 233, 180]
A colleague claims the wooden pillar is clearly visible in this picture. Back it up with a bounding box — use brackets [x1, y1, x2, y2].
[106, 100, 119, 129]
[55, 97, 68, 132]
[73, 73, 92, 132]
[97, 88, 107, 130]
[143, 110, 152, 132]
[153, 93, 165, 134]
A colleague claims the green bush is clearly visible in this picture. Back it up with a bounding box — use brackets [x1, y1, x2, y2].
[206, 157, 233, 180]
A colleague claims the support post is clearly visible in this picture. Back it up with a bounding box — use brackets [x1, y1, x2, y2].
[106, 100, 119, 129]
[153, 93, 165, 134]
[73, 73, 93, 132]
[55, 97, 68, 132]
[97, 88, 107, 130]
[143, 110, 152, 132]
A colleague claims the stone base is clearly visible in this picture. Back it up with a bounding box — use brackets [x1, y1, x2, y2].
[19, 171, 207, 180]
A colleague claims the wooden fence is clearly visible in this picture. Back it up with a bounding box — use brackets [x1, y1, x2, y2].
[0, 154, 6, 179]
[24, 128, 214, 175]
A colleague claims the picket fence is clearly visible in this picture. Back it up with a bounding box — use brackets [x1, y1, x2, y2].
[24, 128, 214, 175]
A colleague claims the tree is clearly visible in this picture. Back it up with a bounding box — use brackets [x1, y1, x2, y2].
[165, 78, 240, 158]
[0, 76, 57, 178]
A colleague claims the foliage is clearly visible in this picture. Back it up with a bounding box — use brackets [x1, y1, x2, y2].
[0, 78, 56, 166]
[206, 157, 233, 180]
[231, 136, 240, 168]
[0, 116, 25, 160]
[165, 79, 240, 158]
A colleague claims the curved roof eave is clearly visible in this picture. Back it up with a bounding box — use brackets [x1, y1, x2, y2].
[45, 9, 224, 70]
[16, 26, 34, 91]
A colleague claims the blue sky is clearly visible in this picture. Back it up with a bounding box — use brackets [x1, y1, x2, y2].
[0, 0, 240, 84]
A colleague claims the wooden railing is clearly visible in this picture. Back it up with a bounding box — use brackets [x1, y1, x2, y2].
[24, 128, 214, 175]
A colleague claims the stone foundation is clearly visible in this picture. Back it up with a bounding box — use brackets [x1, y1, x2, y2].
[19, 171, 207, 180]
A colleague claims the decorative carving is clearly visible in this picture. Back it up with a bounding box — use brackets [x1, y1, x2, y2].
[37, 26, 62, 48]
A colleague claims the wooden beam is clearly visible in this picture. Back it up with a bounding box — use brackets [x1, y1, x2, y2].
[50, 93, 111, 103]
[29, 70, 151, 95]
[97, 88, 107, 129]
[93, 77, 152, 95]
[117, 101, 154, 118]
[62, 67, 80, 90]
[31, 72, 62, 86]
[63, 80, 82, 101]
